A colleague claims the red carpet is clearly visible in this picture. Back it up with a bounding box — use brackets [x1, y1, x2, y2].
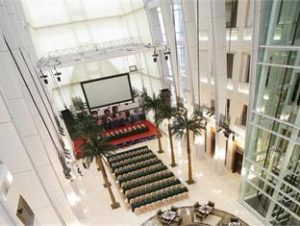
[73, 120, 158, 159]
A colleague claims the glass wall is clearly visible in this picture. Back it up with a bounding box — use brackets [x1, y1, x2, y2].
[173, 0, 190, 105]
[240, 0, 300, 225]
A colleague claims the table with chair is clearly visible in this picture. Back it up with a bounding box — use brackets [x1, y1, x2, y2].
[141, 202, 250, 226]
[193, 201, 215, 222]
[157, 206, 182, 225]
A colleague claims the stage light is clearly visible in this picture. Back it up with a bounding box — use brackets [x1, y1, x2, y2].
[39, 69, 48, 84]
[54, 66, 62, 82]
[40, 74, 48, 84]
[152, 48, 159, 63]
[164, 47, 170, 61]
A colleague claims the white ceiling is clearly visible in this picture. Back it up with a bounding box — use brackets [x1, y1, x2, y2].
[21, 0, 144, 28]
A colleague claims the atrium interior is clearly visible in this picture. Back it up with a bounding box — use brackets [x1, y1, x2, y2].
[0, 0, 299, 226]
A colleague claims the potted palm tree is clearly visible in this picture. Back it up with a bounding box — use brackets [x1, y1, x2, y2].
[172, 106, 204, 184]
[81, 137, 120, 209]
[157, 104, 178, 167]
[73, 103, 120, 209]
[142, 92, 164, 154]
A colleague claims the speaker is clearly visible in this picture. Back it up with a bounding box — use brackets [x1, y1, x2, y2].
[160, 88, 171, 107]
[61, 109, 76, 139]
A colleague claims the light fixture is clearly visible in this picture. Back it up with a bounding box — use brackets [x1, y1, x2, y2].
[54, 66, 62, 82]
[152, 48, 159, 63]
[164, 47, 170, 60]
[39, 69, 48, 84]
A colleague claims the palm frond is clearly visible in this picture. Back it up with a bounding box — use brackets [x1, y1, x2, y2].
[81, 136, 113, 169]
[172, 107, 205, 138]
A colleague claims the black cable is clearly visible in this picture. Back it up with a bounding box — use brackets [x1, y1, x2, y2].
[49, 69, 67, 109]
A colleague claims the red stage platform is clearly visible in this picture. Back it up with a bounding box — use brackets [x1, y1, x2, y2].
[73, 120, 158, 159]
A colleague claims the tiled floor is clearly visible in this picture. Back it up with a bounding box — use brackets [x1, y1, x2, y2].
[75, 136, 263, 226]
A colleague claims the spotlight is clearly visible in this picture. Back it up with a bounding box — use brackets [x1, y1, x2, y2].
[223, 130, 230, 138]
[164, 47, 170, 60]
[54, 66, 62, 82]
[152, 48, 159, 63]
[54, 66, 62, 76]
[40, 72, 48, 85]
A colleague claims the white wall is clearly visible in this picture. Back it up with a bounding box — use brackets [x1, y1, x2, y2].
[0, 1, 83, 225]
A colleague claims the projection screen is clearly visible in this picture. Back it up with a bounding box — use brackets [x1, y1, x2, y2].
[81, 73, 133, 109]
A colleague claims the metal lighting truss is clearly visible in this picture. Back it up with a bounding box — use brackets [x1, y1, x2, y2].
[37, 37, 166, 70]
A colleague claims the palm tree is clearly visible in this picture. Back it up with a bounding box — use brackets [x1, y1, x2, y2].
[73, 114, 103, 140]
[157, 104, 178, 167]
[82, 137, 120, 209]
[142, 92, 164, 153]
[73, 104, 120, 209]
[172, 107, 204, 184]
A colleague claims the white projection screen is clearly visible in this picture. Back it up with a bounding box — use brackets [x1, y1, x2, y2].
[81, 73, 133, 109]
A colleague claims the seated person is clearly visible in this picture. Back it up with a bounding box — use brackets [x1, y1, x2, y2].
[90, 110, 102, 126]
[111, 106, 130, 128]
[101, 109, 113, 129]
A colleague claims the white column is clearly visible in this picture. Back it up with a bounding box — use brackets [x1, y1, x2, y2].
[210, 0, 227, 174]
[0, 1, 84, 225]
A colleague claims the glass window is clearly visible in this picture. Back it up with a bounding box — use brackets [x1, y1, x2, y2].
[227, 53, 234, 79]
[240, 53, 251, 83]
[226, 0, 238, 28]
[272, 0, 300, 45]
[226, 99, 231, 118]
[241, 105, 248, 126]
[245, 0, 252, 27]
[254, 65, 300, 126]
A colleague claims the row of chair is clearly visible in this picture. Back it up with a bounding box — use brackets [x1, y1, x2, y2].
[113, 157, 161, 176]
[110, 152, 154, 169]
[126, 178, 181, 200]
[134, 191, 189, 214]
[125, 176, 177, 196]
[117, 163, 167, 183]
[108, 146, 149, 163]
[121, 170, 173, 191]
[130, 184, 187, 205]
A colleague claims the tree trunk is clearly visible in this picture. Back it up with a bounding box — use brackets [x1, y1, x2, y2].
[96, 156, 110, 187]
[186, 130, 195, 184]
[96, 157, 102, 171]
[168, 121, 176, 167]
[156, 124, 164, 154]
[97, 156, 120, 209]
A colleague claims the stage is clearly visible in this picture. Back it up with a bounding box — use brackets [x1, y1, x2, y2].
[73, 120, 158, 159]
